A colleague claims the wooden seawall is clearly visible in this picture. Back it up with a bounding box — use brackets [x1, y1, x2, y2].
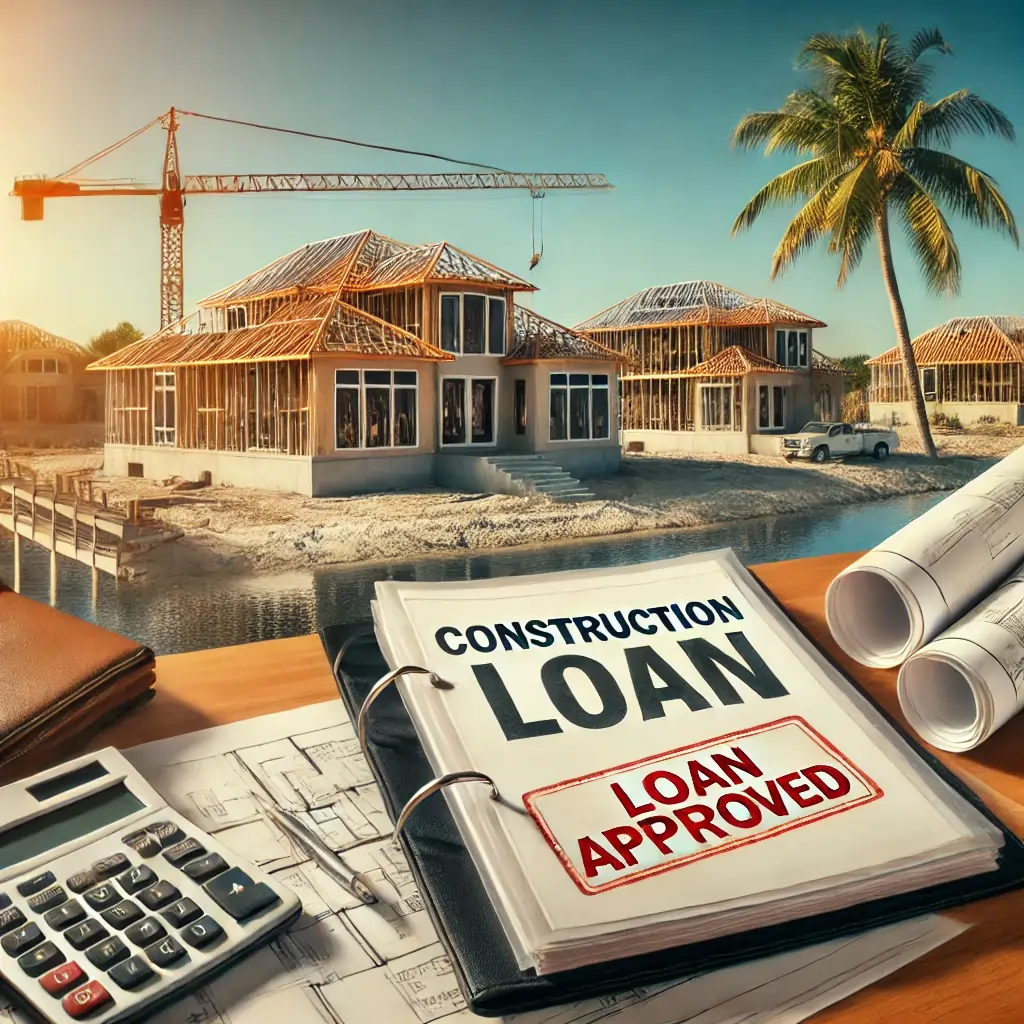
[0, 458, 145, 593]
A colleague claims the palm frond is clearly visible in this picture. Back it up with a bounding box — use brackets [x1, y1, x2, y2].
[900, 148, 1019, 244]
[908, 28, 952, 61]
[823, 157, 885, 286]
[914, 90, 1016, 147]
[731, 110, 831, 155]
[890, 176, 962, 294]
[769, 181, 842, 278]
[731, 158, 841, 234]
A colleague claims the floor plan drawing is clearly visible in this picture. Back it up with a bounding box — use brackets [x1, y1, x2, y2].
[0, 702, 967, 1024]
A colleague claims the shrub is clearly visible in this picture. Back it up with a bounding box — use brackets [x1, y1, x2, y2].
[930, 411, 947, 426]
[946, 415, 963, 431]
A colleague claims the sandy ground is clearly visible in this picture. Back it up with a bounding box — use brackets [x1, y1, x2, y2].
[5, 424, 1018, 581]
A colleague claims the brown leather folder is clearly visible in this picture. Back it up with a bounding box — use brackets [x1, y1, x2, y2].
[0, 582, 156, 784]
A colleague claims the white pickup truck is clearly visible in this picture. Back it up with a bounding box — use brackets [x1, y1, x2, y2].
[780, 421, 899, 463]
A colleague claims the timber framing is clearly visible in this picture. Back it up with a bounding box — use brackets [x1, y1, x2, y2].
[868, 317, 1024, 404]
[575, 283, 832, 433]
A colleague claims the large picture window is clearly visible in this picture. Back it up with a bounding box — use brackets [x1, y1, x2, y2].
[153, 371, 176, 445]
[758, 385, 787, 429]
[335, 369, 417, 450]
[439, 294, 507, 355]
[774, 329, 810, 368]
[549, 373, 610, 441]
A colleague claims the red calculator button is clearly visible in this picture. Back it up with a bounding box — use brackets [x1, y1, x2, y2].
[39, 961, 84, 995]
[61, 981, 111, 1018]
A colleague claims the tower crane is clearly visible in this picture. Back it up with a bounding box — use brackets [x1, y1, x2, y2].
[11, 108, 611, 329]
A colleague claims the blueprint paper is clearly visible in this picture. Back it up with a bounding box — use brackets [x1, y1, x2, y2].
[0, 701, 966, 1024]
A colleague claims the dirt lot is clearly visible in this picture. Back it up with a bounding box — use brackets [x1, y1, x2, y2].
[5, 424, 1014, 580]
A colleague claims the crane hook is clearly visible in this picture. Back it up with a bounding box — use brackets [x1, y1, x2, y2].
[529, 189, 546, 270]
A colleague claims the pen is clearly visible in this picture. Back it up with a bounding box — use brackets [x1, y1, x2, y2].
[251, 791, 379, 905]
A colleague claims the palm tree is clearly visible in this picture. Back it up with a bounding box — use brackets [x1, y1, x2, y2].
[730, 25, 1018, 459]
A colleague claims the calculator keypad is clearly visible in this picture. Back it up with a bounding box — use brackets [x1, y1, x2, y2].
[65, 872, 96, 895]
[145, 822, 185, 848]
[145, 935, 187, 968]
[19, 940, 64, 977]
[0, 907, 26, 934]
[92, 854, 131, 881]
[137, 880, 180, 911]
[86, 936, 130, 970]
[83, 884, 121, 912]
[62, 980, 111, 1019]
[44, 899, 86, 931]
[122, 830, 162, 859]
[205, 868, 280, 922]
[39, 960, 84, 995]
[2, 922, 43, 956]
[65, 919, 109, 951]
[108, 954, 155, 990]
[17, 872, 56, 897]
[118, 864, 157, 895]
[27, 885, 67, 913]
[124, 916, 166, 947]
[102, 900, 144, 929]
[8, 817, 289, 1021]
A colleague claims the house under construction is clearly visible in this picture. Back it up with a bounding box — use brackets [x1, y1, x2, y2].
[88, 230, 622, 498]
[575, 282, 847, 454]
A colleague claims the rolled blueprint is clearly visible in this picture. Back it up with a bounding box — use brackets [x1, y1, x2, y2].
[898, 569, 1024, 751]
[826, 444, 1024, 668]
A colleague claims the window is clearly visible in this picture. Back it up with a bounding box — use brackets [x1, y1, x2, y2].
[921, 367, 937, 401]
[26, 359, 43, 374]
[438, 294, 506, 355]
[57, 360, 68, 374]
[43, 358, 57, 374]
[153, 371, 176, 445]
[758, 385, 786, 429]
[441, 377, 496, 445]
[514, 379, 527, 435]
[774, 329, 810, 368]
[226, 306, 247, 331]
[334, 369, 418, 449]
[700, 384, 734, 430]
[549, 373, 610, 441]
[25, 386, 38, 421]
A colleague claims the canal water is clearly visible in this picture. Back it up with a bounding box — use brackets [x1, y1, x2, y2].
[0, 491, 945, 655]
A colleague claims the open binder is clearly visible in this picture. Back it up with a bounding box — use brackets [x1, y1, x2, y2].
[322, 614, 1024, 1018]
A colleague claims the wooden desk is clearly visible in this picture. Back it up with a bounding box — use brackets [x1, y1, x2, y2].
[91, 551, 1024, 1023]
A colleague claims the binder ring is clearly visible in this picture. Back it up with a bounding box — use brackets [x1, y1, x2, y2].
[357, 665, 454, 752]
[391, 771, 499, 843]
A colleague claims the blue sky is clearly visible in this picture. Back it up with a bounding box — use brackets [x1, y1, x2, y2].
[1, 0, 1021, 356]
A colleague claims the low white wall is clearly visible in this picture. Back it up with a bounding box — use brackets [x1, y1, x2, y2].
[748, 434, 786, 456]
[103, 445, 314, 495]
[311, 453, 434, 497]
[622, 430, 749, 455]
[870, 401, 1024, 427]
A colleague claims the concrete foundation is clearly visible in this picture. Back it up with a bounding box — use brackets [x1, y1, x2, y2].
[869, 401, 1024, 427]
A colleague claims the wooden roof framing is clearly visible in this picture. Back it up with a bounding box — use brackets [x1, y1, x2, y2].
[574, 281, 826, 333]
[505, 307, 622, 364]
[867, 317, 1024, 366]
[197, 229, 532, 307]
[681, 346, 792, 377]
[87, 293, 452, 371]
[0, 320, 85, 362]
[812, 350, 849, 376]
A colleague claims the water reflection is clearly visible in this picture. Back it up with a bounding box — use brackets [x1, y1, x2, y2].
[0, 491, 945, 655]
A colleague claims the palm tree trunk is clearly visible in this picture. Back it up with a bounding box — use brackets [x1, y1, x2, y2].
[876, 205, 938, 460]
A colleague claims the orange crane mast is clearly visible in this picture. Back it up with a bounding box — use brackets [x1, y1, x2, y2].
[11, 107, 611, 329]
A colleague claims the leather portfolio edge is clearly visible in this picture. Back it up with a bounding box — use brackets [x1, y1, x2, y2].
[320, 615, 1024, 1017]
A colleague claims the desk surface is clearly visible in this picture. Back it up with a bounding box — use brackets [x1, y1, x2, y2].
[91, 551, 1024, 1023]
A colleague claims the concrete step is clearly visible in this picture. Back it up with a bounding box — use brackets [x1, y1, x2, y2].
[482, 454, 594, 503]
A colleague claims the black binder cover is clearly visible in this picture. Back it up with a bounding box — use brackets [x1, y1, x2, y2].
[322, 618, 1024, 1017]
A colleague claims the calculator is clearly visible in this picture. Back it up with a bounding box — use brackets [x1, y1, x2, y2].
[0, 747, 302, 1023]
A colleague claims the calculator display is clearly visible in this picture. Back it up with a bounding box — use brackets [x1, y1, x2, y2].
[0, 782, 146, 870]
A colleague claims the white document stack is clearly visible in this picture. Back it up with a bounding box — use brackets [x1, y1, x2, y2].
[372, 548, 1002, 976]
[827, 444, 1024, 752]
